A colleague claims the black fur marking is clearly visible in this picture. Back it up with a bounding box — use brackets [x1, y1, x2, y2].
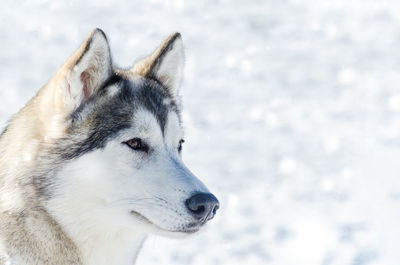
[70, 74, 123, 122]
[138, 79, 170, 135]
[58, 74, 179, 160]
[97, 74, 123, 96]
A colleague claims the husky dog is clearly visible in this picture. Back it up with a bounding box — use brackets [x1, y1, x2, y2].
[0, 29, 219, 265]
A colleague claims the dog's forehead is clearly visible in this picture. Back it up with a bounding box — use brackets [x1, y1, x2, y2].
[131, 107, 182, 141]
[117, 74, 180, 132]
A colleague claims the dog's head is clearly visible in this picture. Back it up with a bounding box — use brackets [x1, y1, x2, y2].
[42, 29, 219, 236]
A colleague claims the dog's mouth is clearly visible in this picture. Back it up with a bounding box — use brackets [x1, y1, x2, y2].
[130, 210, 152, 224]
[130, 210, 201, 234]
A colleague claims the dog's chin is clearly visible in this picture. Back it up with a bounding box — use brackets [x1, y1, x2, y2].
[153, 226, 201, 239]
[130, 210, 201, 237]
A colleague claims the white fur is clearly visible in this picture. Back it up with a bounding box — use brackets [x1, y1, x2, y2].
[47, 109, 208, 265]
[153, 36, 184, 98]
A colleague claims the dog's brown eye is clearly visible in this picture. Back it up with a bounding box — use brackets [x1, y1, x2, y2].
[178, 139, 185, 152]
[125, 138, 147, 152]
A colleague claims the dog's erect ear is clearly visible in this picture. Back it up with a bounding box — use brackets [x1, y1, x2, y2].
[132, 33, 184, 99]
[59, 28, 112, 111]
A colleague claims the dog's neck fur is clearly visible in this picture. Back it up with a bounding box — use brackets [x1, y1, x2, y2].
[75, 232, 146, 265]
[63, 222, 146, 265]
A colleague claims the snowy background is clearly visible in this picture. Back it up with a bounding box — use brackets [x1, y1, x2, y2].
[1, 0, 400, 264]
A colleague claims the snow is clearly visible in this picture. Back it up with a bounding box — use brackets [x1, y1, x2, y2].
[1, 0, 400, 264]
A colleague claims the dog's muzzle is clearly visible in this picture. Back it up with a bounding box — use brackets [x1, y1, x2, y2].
[185, 193, 219, 223]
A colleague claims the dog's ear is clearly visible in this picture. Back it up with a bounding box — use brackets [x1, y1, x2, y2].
[59, 28, 112, 111]
[132, 33, 184, 99]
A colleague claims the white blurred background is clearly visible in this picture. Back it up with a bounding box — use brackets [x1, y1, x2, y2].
[1, 0, 400, 264]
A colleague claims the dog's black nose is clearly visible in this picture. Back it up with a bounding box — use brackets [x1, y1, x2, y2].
[185, 193, 219, 221]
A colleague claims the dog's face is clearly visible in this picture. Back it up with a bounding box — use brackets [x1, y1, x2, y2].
[44, 30, 219, 236]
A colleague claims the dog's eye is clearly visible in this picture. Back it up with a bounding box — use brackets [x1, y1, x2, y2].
[124, 138, 148, 152]
[178, 139, 185, 152]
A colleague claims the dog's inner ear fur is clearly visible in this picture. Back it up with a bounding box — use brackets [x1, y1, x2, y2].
[132, 33, 184, 99]
[62, 28, 112, 111]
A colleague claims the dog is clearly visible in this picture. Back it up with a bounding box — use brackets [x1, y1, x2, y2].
[0, 29, 219, 265]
